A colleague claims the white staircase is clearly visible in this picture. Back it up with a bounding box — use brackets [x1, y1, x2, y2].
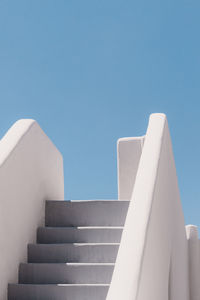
[1, 114, 194, 300]
[8, 200, 129, 299]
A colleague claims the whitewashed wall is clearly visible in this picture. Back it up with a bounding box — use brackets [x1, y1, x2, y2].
[186, 225, 200, 300]
[0, 120, 64, 300]
[107, 114, 189, 300]
[117, 137, 144, 200]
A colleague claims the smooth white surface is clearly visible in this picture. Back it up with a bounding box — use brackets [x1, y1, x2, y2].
[0, 120, 64, 300]
[107, 113, 189, 300]
[117, 137, 144, 200]
[186, 225, 200, 300]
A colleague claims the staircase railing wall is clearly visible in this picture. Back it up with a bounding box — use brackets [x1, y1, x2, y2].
[107, 113, 189, 300]
[0, 120, 64, 300]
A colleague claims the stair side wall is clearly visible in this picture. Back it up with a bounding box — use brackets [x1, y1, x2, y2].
[0, 120, 64, 300]
[107, 113, 189, 300]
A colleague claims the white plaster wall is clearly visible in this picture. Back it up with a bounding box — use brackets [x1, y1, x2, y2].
[186, 225, 200, 300]
[0, 120, 64, 300]
[117, 137, 144, 200]
[107, 114, 189, 300]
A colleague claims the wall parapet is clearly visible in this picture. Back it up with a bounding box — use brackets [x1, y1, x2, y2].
[107, 113, 189, 300]
[0, 120, 64, 299]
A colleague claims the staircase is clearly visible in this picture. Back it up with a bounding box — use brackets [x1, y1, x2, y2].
[8, 200, 129, 300]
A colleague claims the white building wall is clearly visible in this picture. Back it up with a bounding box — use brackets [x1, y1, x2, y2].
[0, 120, 64, 300]
[117, 137, 144, 200]
[186, 225, 200, 300]
[107, 113, 189, 300]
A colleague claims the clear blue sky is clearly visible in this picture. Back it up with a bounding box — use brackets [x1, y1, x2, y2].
[0, 1, 200, 226]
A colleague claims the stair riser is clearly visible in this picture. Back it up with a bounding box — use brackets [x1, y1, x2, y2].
[45, 201, 129, 227]
[37, 227, 123, 243]
[8, 285, 109, 300]
[19, 264, 114, 284]
[28, 244, 119, 263]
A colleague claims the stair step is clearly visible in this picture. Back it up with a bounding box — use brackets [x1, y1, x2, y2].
[8, 284, 109, 300]
[37, 226, 123, 243]
[45, 200, 129, 227]
[28, 243, 119, 263]
[19, 263, 114, 284]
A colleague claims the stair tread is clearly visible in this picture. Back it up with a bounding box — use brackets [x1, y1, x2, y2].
[47, 200, 129, 202]
[21, 262, 115, 265]
[8, 284, 109, 300]
[19, 262, 115, 284]
[45, 200, 129, 227]
[37, 226, 124, 243]
[30, 243, 120, 245]
[39, 226, 124, 229]
[28, 243, 119, 263]
[10, 283, 110, 286]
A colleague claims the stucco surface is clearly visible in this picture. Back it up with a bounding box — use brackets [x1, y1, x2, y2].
[186, 225, 200, 300]
[0, 120, 64, 299]
[107, 114, 189, 300]
[117, 137, 144, 200]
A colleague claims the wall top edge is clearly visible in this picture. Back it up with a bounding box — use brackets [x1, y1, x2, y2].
[117, 136, 145, 143]
[150, 113, 166, 118]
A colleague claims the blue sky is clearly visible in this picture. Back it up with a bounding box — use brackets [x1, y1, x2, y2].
[0, 0, 200, 226]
